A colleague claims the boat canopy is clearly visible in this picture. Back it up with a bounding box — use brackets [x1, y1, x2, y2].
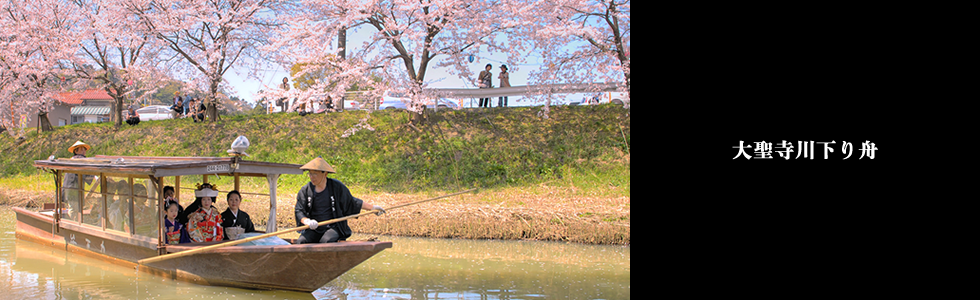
[34, 155, 303, 178]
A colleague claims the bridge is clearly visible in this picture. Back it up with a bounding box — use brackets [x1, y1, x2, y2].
[427, 82, 627, 99]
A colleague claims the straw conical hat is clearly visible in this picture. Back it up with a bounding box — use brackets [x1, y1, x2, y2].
[67, 140, 91, 153]
[300, 156, 336, 173]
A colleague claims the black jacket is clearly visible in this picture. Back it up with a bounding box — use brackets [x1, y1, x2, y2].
[221, 209, 256, 240]
[294, 179, 364, 239]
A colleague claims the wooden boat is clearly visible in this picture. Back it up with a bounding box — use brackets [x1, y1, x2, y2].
[15, 155, 392, 292]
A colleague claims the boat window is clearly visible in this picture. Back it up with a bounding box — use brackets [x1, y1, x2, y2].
[133, 178, 158, 239]
[82, 175, 104, 227]
[61, 172, 88, 223]
[105, 178, 132, 234]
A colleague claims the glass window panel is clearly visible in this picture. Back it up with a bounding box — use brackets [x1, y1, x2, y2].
[82, 175, 103, 227]
[105, 178, 131, 233]
[133, 178, 158, 239]
[61, 172, 87, 222]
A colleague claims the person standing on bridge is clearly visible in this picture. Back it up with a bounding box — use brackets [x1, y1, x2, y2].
[478, 63, 493, 108]
[497, 64, 510, 107]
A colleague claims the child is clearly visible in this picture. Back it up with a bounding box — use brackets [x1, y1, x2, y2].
[165, 200, 190, 244]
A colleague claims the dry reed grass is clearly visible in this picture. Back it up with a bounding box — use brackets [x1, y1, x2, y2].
[3, 182, 630, 245]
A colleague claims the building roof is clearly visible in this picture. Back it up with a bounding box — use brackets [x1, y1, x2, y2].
[54, 89, 113, 105]
[70, 106, 111, 115]
[53, 92, 84, 105]
[81, 89, 114, 100]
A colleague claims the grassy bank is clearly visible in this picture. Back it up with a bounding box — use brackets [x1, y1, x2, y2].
[0, 105, 629, 244]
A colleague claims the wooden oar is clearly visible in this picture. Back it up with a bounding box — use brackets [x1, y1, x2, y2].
[137, 188, 477, 265]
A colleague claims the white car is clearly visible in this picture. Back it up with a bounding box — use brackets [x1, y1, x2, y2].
[136, 105, 175, 121]
[379, 91, 460, 110]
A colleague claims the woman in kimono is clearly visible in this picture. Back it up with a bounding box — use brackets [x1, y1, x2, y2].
[183, 183, 224, 243]
[221, 190, 256, 240]
[164, 200, 190, 244]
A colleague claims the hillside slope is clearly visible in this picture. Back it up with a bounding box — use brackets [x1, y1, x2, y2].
[2, 105, 630, 194]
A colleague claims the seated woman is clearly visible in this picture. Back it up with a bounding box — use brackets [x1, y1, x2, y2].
[181, 183, 224, 243]
[132, 184, 157, 237]
[164, 200, 190, 244]
[106, 179, 129, 232]
[125, 104, 140, 126]
[221, 190, 256, 240]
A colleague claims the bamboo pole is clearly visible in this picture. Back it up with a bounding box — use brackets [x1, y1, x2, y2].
[137, 188, 477, 266]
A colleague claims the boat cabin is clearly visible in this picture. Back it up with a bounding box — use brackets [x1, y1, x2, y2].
[32, 155, 303, 254]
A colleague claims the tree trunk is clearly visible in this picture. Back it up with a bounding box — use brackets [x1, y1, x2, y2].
[37, 112, 54, 133]
[207, 102, 219, 122]
[338, 26, 347, 60]
[113, 98, 125, 126]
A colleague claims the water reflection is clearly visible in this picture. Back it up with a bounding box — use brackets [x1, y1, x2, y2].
[1, 207, 630, 299]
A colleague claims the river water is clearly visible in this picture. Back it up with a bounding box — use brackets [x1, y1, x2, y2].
[0, 207, 630, 299]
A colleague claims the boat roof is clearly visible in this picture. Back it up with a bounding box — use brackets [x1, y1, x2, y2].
[34, 155, 304, 178]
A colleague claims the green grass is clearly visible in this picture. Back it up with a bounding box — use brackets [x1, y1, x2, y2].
[1, 105, 630, 196]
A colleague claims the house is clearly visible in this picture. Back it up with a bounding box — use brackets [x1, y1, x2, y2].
[53, 89, 115, 125]
[16, 89, 115, 130]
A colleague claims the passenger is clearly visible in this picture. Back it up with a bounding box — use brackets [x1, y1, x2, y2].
[221, 190, 256, 240]
[294, 157, 385, 244]
[133, 184, 156, 236]
[183, 183, 224, 243]
[106, 179, 129, 232]
[164, 200, 190, 244]
[163, 186, 184, 222]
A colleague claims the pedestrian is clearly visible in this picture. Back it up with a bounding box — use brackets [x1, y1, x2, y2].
[183, 94, 191, 117]
[497, 64, 510, 107]
[279, 77, 290, 113]
[478, 64, 493, 108]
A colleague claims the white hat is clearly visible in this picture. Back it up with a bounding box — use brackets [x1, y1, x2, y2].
[194, 184, 219, 198]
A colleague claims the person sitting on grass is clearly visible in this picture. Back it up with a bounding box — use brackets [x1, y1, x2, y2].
[126, 103, 140, 126]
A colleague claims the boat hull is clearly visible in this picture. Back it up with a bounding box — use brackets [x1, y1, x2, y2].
[13, 207, 392, 292]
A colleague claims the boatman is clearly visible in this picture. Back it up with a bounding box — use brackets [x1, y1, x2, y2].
[295, 156, 385, 243]
[62, 140, 95, 217]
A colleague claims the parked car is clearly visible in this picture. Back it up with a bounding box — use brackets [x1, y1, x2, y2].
[379, 90, 460, 110]
[136, 105, 174, 121]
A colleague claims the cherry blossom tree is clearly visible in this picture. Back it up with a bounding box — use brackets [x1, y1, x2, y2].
[0, 0, 81, 135]
[130, 0, 289, 122]
[515, 0, 630, 112]
[70, 0, 170, 126]
[268, 0, 520, 122]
